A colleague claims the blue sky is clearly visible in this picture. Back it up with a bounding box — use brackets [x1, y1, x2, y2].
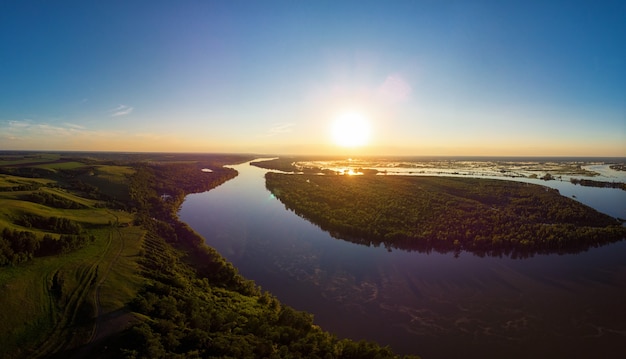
[1, 0, 624, 156]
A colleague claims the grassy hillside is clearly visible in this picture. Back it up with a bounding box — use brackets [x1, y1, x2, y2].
[0, 155, 144, 358]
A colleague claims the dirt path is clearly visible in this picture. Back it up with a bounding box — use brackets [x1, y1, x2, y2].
[35, 212, 128, 359]
[60, 218, 133, 359]
[88, 223, 125, 344]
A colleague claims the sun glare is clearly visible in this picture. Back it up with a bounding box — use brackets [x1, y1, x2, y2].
[331, 112, 371, 148]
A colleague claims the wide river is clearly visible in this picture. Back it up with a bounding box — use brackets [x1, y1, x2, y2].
[179, 160, 626, 359]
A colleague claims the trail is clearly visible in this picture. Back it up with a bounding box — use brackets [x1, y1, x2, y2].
[32, 212, 125, 359]
[72, 212, 127, 359]
[87, 215, 125, 344]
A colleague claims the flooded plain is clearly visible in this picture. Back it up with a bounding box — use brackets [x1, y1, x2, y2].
[179, 158, 626, 358]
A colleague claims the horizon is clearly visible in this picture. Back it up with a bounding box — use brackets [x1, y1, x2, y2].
[1, 1, 625, 156]
[1, 149, 625, 162]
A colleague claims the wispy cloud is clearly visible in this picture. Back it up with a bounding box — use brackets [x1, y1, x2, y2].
[3, 120, 88, 138]
[0, 119, 124, 148]
[9, 120, 32, 128]
[63, 122, 86, 129]
[265, 122, 295, 136]
[110, 104, 134, 117]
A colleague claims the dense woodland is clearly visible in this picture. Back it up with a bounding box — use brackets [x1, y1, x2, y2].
[113, 161, 418, 358]
[0, 222, 93, 267]
[266, 173, 626, 257]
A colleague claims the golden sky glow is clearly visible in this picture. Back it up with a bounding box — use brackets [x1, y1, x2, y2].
[1, 2, 625, 157]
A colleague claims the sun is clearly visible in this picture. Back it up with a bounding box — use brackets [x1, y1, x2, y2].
[331, 112, 371, 148]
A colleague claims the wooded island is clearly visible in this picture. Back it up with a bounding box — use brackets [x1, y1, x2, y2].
[266, 173, 626, 257]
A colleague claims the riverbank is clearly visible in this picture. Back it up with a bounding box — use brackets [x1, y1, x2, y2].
[113, 158, 420, 358]
[181, 159, 626, 359]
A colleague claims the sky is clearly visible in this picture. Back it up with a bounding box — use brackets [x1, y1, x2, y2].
[1, 0, 625, 156]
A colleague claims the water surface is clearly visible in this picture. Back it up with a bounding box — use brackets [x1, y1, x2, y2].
[179, 160, 626, 358]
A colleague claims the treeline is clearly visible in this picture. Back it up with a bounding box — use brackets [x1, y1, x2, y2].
[68, 179, 102, 199]
[128, 162, 271, 294]
[251, 157, 334, 174]
[151, 162, 238, 196]
[0, 183, 43, 192]
[0, 228, 94, 266]
[15, 215, 83, 234]
[266, 173, 626, 258]
[111, 161, 418, 358]
[118, 232, 414, 359]
[570, 178, 626, 191]
[251, 158, 300, 172]
[0, 166, 52, 179]
[25, 191, 86, 209]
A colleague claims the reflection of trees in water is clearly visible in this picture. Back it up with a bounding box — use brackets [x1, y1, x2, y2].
[259, 240, 382, 306]
[266, 173, 626, 258]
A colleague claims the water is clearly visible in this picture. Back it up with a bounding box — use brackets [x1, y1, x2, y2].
[179, 160, 626, 359]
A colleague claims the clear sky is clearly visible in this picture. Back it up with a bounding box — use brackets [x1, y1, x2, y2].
[1, 0, 625, 156]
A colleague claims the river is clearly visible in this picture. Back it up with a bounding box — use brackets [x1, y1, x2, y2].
[179, 160, 626, 359]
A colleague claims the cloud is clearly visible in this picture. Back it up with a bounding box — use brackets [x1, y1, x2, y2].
[63, 122, 86, 129]
[2, 120, 89, 138]
[9, 120, 32, 128]
[110, 104, 134, 117]
[265, 122, 295, 136]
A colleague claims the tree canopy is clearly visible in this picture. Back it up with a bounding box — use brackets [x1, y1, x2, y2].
[266, 173, 626, 258]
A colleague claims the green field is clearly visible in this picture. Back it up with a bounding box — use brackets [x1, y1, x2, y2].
[0, 154, 144, 358]
[0, 153, 61, 166]
[33, 161, 87, 171]
[0, 173, 54, 189]
[0, 225, 145, 358]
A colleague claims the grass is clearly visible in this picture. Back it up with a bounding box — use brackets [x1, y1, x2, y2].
[97, 225, 145, 312]
[0, 174, 54, 188]
[0, 198, 127, 229]
[0, 153, 61, 166]
[0, 159, 144, 358]
[75, 165, 135, 202]
[0, 224, 145, 358]
[33, 161, 87, 171]
[39, 187, 102, 208]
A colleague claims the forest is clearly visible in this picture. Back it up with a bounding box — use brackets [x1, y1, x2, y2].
[0, 227, 93, 266]
[265, 173, 626, 257]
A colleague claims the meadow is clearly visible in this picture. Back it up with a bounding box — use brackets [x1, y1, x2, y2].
[0, 155, 144, 358]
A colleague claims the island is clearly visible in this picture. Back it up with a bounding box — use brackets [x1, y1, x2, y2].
[265, 172, 626, 257]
